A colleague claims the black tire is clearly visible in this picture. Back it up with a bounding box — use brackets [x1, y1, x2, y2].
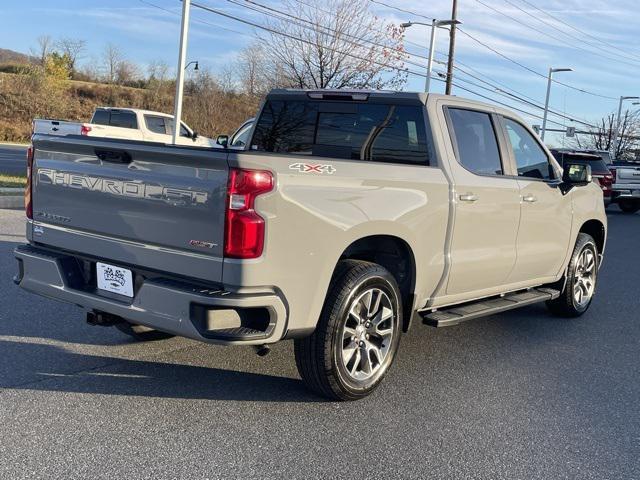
[115, 322, 175, 341]
[618, 199, 640, 214]
[294, 260, 403, 401]
[546, 233, 599, 317]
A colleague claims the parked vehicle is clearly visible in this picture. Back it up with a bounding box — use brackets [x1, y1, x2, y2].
[33, 108, 218, 148]
[609, 161, 640, 213]
[550, 149, 613, 206]
[15, 89, 607, 400]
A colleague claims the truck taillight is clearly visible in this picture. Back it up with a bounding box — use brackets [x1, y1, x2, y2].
[80, 125, 92, 135]
[25, 146, 34, 219]
[224, 168, 273, 259]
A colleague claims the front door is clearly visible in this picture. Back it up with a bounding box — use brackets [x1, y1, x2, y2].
[500, 117, 573, 282]
[444, 107, 522, 296]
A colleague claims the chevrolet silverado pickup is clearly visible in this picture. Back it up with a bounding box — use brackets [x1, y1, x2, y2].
[33, 107, 217, 148]
[14, 90, 607, 400]
[609, 161, 640, 213]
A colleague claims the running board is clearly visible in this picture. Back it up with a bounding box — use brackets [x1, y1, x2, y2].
[421, 288, 561, 327]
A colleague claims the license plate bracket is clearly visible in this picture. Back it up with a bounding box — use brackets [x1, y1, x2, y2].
[96, 262, 134, 298]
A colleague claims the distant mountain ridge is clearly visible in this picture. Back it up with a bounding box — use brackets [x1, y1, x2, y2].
[0, 48, 34, 65]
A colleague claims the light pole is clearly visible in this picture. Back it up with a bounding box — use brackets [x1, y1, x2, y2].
[401, 19, 461, 93]
[614, 96, 639, 158]
[172, 0, 191, 145]
[541, 67, 573, 142]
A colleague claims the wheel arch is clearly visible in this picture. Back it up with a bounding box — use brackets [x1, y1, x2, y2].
[336, 234, 417, 332]
[579, 219, 606, 254]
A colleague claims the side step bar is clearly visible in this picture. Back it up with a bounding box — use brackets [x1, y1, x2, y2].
[421, 288, 561, 327]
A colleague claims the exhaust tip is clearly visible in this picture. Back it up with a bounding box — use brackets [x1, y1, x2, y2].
[253, 345, 271, 357]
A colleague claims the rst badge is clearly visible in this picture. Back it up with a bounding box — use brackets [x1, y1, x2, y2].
[289, 163, 336, 175]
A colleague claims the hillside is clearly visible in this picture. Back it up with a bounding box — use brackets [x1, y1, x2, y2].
[0, 48, 33, 65]
[0, 72, 259, 143]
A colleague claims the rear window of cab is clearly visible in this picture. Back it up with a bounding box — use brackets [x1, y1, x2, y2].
[251, 100, 431, 166]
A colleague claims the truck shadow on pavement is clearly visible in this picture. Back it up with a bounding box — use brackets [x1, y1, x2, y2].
[0, 338, 321, 402]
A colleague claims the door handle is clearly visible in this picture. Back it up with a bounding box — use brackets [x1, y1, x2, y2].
[522, 194, 538, 203]
[459, 193, 479, 202]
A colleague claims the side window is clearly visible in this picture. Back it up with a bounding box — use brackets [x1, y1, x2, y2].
[448, 108, 503, 176]
[145, 116, 167, 134]
[503, 118, 555, 180]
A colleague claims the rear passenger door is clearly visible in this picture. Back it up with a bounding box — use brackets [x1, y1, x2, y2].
[443, 106, 522, 296]
[499, 117, 572, 282]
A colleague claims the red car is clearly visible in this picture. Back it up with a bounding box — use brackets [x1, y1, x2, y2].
[550, 150, 613, 206]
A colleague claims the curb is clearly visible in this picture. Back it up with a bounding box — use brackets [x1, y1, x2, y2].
[0, 142, 29, 148]
[0, 188, 23, 194]
[0, 196, 23, 209]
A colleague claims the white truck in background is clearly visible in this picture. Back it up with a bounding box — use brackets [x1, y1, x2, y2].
[32, 107, 219, 148]
[610, 162, 640, 213]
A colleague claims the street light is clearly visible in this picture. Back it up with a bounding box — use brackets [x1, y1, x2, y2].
[541, 67, 573, 141]
[401, 19, 461, 93]
[184, 60, 199, 71]
[614, 96, 639, 158]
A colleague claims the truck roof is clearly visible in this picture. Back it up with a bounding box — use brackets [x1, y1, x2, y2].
[94, 107, 174, 118]
[265, 89, 517, 114]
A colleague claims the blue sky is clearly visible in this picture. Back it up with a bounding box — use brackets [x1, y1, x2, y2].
[1, 0, 639, 146]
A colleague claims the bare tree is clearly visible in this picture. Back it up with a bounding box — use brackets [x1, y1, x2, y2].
[31, 35, 53, 66]
[115, 60, 140, 85]
[102, 43, 123, 84]
[56, 38, 86, 72]
[574, 110, 640, 158]
[259, 0, 407, 90]
[237, 42, 268, 96]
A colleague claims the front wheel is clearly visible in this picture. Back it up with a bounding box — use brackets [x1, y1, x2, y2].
[294, 260, 402, 401]
[546, 233, 599, 317]
[618, 199, 640, 214]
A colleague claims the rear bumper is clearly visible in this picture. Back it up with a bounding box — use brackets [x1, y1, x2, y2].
[14, 244, 288, 345]
[611, 186, 640, 200]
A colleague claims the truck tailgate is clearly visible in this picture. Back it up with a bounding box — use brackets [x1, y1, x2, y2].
[616, 166, 640, 184]
[30, 135, 229, 283]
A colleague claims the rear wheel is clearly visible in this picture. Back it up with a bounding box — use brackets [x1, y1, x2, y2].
[618, 199, 640, 214]
[294, 260, 402, 401]
[115, 322, 175, 341]
[546, 233, 598, 317]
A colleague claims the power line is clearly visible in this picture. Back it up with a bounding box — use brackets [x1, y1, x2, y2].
[189, 0, 572, 128]
[232, 0, 591, 126]
[366, 0, 618, 100]
[490, 0, 640, 68]
[514, 0, 640, 63]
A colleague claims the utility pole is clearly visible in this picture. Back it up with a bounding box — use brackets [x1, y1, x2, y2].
[444, 0, 458, 95]
[172, 0, 191, 145]
[614, 96, 639, 158]
[541, 67, 572, 141]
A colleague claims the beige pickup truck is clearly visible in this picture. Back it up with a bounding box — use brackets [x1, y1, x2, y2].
[15, 89, 606, 400]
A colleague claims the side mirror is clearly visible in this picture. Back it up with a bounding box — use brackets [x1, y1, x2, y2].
[191, 131, 198, 141]
[216, 135, 229, 147]
[562, 162, 592, 185]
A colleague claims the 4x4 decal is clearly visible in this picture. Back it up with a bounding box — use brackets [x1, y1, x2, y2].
[289, 163, 336, 175]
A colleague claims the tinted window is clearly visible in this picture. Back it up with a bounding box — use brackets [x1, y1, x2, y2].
[252, 100, 430, 165]
[145, 115, 168, 134]
[109, 111, 138, 129]
[91, 109, 110, 125]
[448, 108, 502, 175]
[504, 118, 554, 180]
[166, 121, 191, 138]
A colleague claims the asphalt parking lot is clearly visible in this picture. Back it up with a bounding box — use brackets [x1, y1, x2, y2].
[0, 207, 638, 479]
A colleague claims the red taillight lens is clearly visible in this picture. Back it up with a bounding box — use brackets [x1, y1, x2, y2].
[224, 168, 274, 259]
[25, 146, 34, 219]
[80, 124, 92, 135]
